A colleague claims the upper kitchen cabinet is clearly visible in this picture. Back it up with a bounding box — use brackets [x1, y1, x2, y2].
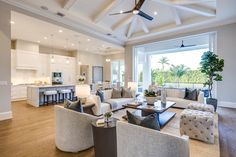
[15, 50, 39, 70]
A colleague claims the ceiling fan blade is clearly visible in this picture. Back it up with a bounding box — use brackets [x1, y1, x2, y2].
[134, 0, 145, 10]
[110, 10, 133, 15]
[138, 10, 153, 21]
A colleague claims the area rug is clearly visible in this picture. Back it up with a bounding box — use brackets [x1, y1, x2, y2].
[112, 107, 220, 157]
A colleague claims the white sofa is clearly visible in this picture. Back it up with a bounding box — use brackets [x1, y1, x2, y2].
[117, 121, 190, 157]
[91, 89, 135, 116]
[54, 105, 98, 152]
[158, 88, 204, 109]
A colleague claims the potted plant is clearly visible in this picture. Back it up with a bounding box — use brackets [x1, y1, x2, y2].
[200, 51, 224, 111]
[144, 89, 157, 105]
[104, 112, 113, 123]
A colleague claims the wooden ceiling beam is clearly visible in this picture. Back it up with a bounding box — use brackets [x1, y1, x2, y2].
[93, 0, 124, 23]
[112, 14, 134, 31]
[127, 16, 138, 38]
[63, 0, 77, 10]
[171, 0, 216, 5]
[152, 0, 216, 17]
[138, 17, 149, 33]
[171, 8, 182, 25]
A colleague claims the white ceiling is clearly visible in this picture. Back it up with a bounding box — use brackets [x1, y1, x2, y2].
[4, 0, 236, 45]
[11, 11, 124, 54]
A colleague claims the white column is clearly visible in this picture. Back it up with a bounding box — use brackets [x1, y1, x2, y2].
[0, 2, 12, 120]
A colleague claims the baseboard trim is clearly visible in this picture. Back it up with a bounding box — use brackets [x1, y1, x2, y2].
[218, 101, 236, 109]
[0, 111, 12, 121]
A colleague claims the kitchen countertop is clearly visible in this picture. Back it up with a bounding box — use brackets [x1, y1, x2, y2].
[27, 84, 76, 88]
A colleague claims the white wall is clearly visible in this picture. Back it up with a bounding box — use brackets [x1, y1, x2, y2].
[125, 22, 236, 108]
[0, 2, 12, 120]
[76, 51, 105, 84]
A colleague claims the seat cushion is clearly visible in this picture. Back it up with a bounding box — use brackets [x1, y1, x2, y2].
[167, 97, 196, 109]
[106, 98, 134, 109]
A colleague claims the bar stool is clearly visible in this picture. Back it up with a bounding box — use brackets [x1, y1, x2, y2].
[43, 90, 58, 105]
[58, 89, 72, 102]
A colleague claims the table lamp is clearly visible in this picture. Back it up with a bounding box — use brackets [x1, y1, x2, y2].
[128, 82, 137, 97]
[76, 84, 91, 104]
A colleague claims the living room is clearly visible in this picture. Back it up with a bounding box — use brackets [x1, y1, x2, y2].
[0, 0, 236, 157]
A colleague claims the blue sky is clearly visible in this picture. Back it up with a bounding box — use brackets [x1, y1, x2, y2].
[150, 48, 208, 70]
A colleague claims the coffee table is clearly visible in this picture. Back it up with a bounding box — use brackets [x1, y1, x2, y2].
[124, 101, 176, 127]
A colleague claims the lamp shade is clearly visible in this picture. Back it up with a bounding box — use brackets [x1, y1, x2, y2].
[128, 82, 137, 91]
[76, 84, 90, 98]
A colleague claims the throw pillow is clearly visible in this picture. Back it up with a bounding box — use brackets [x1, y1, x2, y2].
[111, 88, 122, 99]
[126, 111, 160, 131]
[64, 99, 83, 112]
[96, 90, 105, 102]
[122, 87, 133, 98]
[184, 88, 198, 101]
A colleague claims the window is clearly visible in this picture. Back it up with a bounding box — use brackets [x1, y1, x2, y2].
[133, 33, 216, 92]
[111, 60, 125, 86]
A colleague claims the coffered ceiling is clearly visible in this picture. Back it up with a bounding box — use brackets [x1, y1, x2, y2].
[3, 0, 236, 46]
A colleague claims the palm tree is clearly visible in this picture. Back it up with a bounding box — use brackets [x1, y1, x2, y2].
[158, 57, 169, 85]
[158, 57, 169, 71]
[170, 64, 190, 87]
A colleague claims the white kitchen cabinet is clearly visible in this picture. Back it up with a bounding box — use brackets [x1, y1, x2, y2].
[50, 55, 76, 84]
[11, 85, 27, 101]
[37, 54, 50, 77]
[15, 50, 39, 70]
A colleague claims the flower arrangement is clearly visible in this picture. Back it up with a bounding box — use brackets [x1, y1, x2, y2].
[77, 75, 86, 84]
[144, 89, 157, 105]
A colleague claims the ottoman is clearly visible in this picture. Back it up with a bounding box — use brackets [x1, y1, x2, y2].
[180, 109, 214, 144]
[187, 102, 214, 113]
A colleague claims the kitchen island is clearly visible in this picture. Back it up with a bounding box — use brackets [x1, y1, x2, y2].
[27, 84, 76, 107]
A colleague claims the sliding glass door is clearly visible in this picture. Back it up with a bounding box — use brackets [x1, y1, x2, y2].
[111, 60, 125, 86]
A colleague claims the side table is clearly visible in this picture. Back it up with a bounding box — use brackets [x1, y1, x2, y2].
[91, 118, 117, 157]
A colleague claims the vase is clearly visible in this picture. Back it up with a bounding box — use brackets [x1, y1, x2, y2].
[145, 96, 157, 105]
[161, 88, 166, 104]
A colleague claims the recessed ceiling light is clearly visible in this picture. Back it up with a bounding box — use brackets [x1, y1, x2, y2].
[58, 29, 63, 33]
[37, 40, 40, 43]
[44, 37, 48, 40]
[120, 10, 123, 14]
[71, 43, 74, 46]
[10, 21, 15, 24]
[87, 39, 91, 42]
[154, 11, 158, 15]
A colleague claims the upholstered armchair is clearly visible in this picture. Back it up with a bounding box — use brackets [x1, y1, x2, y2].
[54, 105, 98, 152]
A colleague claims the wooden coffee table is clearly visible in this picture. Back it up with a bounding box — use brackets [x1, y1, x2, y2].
[124, 101, 176, 127]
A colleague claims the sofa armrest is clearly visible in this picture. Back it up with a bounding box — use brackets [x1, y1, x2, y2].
[197, 91, 205, 103]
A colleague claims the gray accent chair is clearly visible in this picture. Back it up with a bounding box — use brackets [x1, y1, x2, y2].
[117, 121, 190, 157]
[54, 105, 98, 152]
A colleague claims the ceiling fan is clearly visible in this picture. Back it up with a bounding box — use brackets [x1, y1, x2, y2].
[176, 40, 196, 48]
[110, 0, 153, 21]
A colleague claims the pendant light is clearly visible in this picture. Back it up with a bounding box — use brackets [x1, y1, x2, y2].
[65, 38, 70, 64]
[77, 40, 82, 65]
[50, 34, 55, 63]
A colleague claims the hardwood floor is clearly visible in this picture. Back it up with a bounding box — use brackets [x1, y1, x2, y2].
[218, 107, 236, 157]
[0, 101, 235, 157]
[0, 101, 94, 157]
